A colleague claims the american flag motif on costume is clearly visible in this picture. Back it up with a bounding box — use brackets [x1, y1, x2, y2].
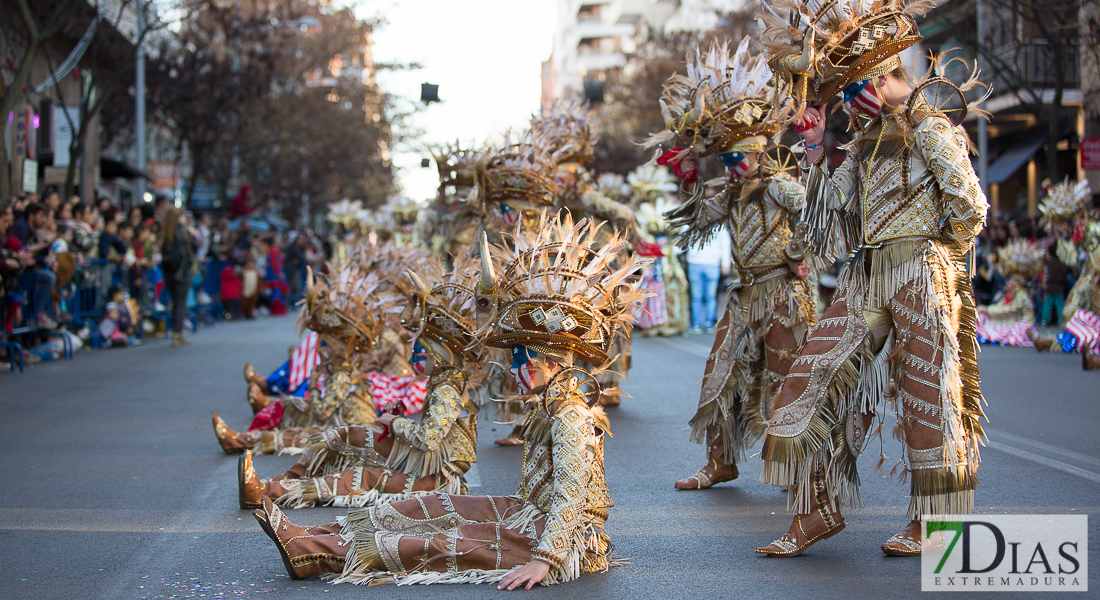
[1065, 309, 1100, 353]
[843, 80, 881, 119]
[288, 332, 321, 390]
[367, 372, 427, 415]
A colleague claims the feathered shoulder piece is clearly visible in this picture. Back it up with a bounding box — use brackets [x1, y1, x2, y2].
[1039, 178, 1092, 225]
[473, 212, 653, 364]
[646, 39, 779, 157]
[759, 0, 930, 115]
[529, 98, 595, 166]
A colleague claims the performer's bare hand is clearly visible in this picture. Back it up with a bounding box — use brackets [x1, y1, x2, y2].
[798, 106, 826, 163]
[375, 412, 396, 427]
[787, 259, 811, 278]
[498, 559, 550, 590]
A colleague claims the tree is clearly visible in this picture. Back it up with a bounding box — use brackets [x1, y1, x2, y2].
[0, 0, 85, 198]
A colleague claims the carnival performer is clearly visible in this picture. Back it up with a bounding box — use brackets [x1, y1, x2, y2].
[1027, 179, 1100, 369]
[250, 212, 650, 587]
[426, 142, 489, 267]
[630, 165, 688, 336]
[237, 257, 486, 510]
[754, 0, 989, 556]
[644, 39, 817, 490]
[977, 239, 1043, 347]
[533, 99, 638, 407]
[213, 246, 440, 455]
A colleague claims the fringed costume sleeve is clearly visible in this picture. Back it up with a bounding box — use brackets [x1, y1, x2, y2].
[532, 403, 597, 570]
[390, 383, 462, 453]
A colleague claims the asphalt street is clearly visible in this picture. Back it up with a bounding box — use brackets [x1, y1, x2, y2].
[1, 316, 1098, 600]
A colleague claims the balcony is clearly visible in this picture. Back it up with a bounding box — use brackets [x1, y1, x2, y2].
[989, 40, 1080, 90]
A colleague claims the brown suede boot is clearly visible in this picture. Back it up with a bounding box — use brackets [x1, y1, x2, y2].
[674, 433, 738, 490]
[882, 518, 923, 556]
[1027, 329, 1054, 352]
[213, 412, 262, 454]
[248, 383, 274, 414]
[756, 465, 845, 557]
[253, 496, 347, 579]
[244, 363, 270, 392]
[239, 451, 266, 509]
[1083, 346, 1100, 371]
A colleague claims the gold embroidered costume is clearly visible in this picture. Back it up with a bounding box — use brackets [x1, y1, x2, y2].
[647, 40, 818, 488]
[251, 212, 650, 587]
[755, 0, 990, 557]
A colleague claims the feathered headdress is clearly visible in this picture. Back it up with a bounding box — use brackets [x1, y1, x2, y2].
[529, 98, 595, 166]
[998, 239, 1045, 281]
[482, 129, 559, 228]
[636, 197, 679, 236]
[645, 39, 779, 157]
[759, 0, 930, 112]
[327, 198, 371, 233]
[626, 164, 677, 207]
[1039, 178, 1092, 225]
[432, 141, 484, 191]
[399, 254, 487, 366]
[377, 196, 423, 234]
[474, 212, 653, 364]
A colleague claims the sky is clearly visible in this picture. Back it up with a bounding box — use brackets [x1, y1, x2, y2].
[349, 0, 558, 202]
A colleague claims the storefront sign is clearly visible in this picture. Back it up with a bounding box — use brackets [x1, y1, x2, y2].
[1082, 137, 1100, 171]
[150, 161, 179, 193]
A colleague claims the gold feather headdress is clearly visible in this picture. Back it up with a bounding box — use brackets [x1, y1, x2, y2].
[626, 164, 677, 207]
[474, 212, 653, 364]
[759, 0, 930, 112]
[998, 239, 1045, 282]
[326, 198, 371, 233]
[399, 254, 487, 366]
[645, 39, 780, 157]
[482, 129, 559, 217]
[1039, 178, 1092, 225]
[432, 141, 484, 192]
[529, 98, 595, 166]
[636, 197, 679, 236]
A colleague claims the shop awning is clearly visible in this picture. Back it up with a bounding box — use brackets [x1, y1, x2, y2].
[985, 137, 1046, 185]
[100, 157, 153, 181]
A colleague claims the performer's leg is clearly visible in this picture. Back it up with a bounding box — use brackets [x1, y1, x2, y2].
[675, 299, 746, 489]
[253, 497, 347, 580]
[755, 461, 844, 556]
[212, 412, 262, 454]
[883, 290, 978, 556]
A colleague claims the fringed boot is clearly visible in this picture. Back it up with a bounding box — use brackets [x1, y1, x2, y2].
[674, 431, 738, 490]
[1027, 329, 1054, 352]
[253, 497, 348, 579]
[244, 363, 270, 392]
[248, 382, 274, 414]
[1083, 346, 1100, 371]
[213, 412, 262, 454]
[272, 467, 385, 509]
[756, 464, 845, 557]
[881, 518, 923, 556]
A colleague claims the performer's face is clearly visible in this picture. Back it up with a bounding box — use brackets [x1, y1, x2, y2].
[509, 345, 540, 393]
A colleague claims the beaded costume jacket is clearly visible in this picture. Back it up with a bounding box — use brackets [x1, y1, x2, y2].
[699, 173, 807, 271]
[803, 111, 987, 260]
[517, 376, 612, 568]
[389, 367, 479, 475]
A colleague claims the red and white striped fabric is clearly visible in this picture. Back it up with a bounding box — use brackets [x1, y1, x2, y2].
[1065, 309, 1100, 353]
[976, 313, 1035, 347]
[288, 332, 321, 391]
[367, 372, 428, 416]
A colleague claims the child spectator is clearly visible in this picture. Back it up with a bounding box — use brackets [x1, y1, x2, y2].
[98, 285, 141, 347]
[219, 261, 242, 318]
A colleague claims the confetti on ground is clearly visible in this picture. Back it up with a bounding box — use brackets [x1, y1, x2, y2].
[136, 568, 296, 599]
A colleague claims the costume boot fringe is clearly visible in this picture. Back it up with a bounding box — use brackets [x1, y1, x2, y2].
[906, 468, 978, 518]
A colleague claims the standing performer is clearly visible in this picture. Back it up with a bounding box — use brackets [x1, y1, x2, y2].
[647, 40, 817, 490]
[977, 239, 1043, 347]
[755, 0, 989, 556]
[238, 258, 486, 509]
[250, 213, 649, 587]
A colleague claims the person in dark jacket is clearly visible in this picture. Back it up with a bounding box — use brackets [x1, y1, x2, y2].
[1039, 244, 1069, 326]
[160, 207, 195, 346]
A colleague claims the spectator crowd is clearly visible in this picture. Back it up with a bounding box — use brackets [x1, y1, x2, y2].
[1, 186, 329, 372]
